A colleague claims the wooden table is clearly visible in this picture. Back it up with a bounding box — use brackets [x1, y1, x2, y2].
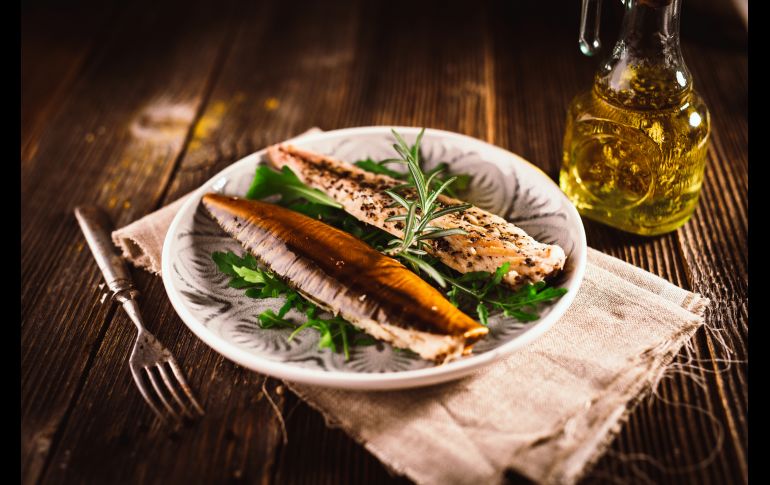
[22, 0, 747, 483]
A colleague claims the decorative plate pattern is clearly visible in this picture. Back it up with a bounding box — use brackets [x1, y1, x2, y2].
[162, 127, 586, 389]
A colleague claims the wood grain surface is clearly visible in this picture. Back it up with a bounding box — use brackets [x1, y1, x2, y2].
[21, 0, 748, 483]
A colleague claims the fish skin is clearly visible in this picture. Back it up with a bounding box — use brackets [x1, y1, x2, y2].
[266, 144, 567, 289]
[201, 193, 488, 362]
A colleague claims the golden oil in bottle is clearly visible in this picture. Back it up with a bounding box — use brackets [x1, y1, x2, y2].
[561, 0, 710, 236]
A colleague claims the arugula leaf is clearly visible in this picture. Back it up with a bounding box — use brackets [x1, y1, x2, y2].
[245, 165, 342, 208]
[277, 293, 299, 317]
[430, 163, 471, 198]
[258, 310, 296, 329]
[478, 262, 510, 299]
[228, 278, 257, 289]
[233, 265, 268, 284]
[212, 251, 257, 277]
[212, 250, 370, 359]
[447, 285, 460, 307]
[354, 158, 406, 179]
[285, 201, 341, 220]
[476, 302, 489, 326]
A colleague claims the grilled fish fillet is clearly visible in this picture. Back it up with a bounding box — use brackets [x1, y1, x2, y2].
[266, 144, 566, 288]
[202, 194, 488, 363]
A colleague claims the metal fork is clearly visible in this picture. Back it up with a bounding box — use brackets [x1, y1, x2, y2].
[75, 205, 205, 426]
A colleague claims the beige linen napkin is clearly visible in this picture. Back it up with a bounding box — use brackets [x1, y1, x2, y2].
[113, 131, 707, 485]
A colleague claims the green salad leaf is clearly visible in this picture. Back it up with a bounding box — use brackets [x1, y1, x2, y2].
[245, 165, 342, 208]
[354, 158, 405, 179]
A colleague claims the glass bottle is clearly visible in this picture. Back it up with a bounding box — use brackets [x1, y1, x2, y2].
[560, 0, 710, 235]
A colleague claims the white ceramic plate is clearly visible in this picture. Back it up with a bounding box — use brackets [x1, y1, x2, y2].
[162, 126, 586, 390]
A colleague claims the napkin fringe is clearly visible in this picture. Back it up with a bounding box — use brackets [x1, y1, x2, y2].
[557, 310, 707, 484]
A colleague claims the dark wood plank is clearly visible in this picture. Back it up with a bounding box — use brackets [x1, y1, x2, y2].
[21, 1, 236, 483]
[674, 37, 749, 483]
[488, 2, 586, 182]
[21, 0, 117, 159]
[162, 0, 365, 183]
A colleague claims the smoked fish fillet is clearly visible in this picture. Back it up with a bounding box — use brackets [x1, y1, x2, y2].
[202, 194, 488, 362]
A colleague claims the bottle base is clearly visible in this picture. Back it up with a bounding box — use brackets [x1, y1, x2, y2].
[576, 207, 692, 236]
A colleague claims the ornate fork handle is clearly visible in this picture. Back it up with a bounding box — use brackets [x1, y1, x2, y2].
[75, 205, 204, 425]
[74, 206, 136, 294]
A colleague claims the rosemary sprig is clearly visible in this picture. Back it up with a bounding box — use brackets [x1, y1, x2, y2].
[382, 129, 472, 285]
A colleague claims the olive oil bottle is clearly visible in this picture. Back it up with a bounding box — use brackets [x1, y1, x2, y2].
[560, 0, 710, 235]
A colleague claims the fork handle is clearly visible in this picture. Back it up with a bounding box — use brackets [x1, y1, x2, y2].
[74, 205, 136, 297]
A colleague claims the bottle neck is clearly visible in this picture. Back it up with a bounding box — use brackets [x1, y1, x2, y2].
[595, 0, 691, 110]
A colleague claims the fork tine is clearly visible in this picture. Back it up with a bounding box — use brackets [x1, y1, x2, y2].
[157, 363, 195, 419]
[130, 367, 168, 425]
[167, 359, 205, 415]
[144, 366, 182, 423]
